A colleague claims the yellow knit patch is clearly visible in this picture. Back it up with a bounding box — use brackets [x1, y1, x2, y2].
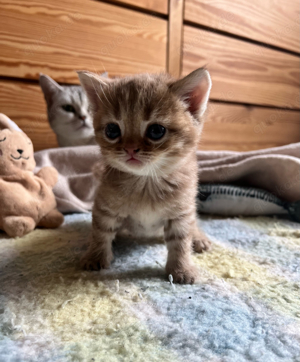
[8, 274, 178, 362]
[2, 229, 178, 362]
[269, 229, 300, 241]
[242, 218, 300, 250]
[193, 245, 300, 319]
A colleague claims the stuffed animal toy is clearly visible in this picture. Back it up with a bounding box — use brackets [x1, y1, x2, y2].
[0, 113, 64, 237]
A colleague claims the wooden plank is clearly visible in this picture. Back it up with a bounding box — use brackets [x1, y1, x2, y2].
[0, 0, 167, 83]
[200, 103, 300, 151]
[1, 79, 298, 153]
[183, 26, 300, 109]
[167, 0, 184, 77]
[107, 0, 168, 15]
[0, 80, 58, 151]
[185, 0, 300, 53]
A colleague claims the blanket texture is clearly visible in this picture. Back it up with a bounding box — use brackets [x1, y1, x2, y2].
[34, 143, 300, 213]
[0, 213, 299, 361]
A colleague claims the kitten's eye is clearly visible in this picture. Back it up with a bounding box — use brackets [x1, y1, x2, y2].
[105, 123, 121, 139]
[62, 105, 75, 113]
[146, 124, 166, 140]
[0, 137, 6, 142]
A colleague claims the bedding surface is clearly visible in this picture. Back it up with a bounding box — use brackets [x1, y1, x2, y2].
[34, 143, 300, 213]
[0, 213, 300, 361]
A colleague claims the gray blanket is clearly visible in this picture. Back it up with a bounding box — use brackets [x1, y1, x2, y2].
[34, 143, 300, 213]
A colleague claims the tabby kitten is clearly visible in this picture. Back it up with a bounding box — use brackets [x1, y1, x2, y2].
[39, 74, 96, 147]
[78, 68, 212, 284]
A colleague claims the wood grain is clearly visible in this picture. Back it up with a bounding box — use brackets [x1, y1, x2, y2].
[185, 0, 300, 53]
[0, 0, 167, 83]
[200, 102, 300, 151]
[167, 0, 184, 77]
[183, 26, 300, 109]
[1, 79, 298, 153]
[0, 80, 58, 151]
[107, 0, 168, 15]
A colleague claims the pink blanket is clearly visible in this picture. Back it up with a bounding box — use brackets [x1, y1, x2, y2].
[34, 143, 300, 213]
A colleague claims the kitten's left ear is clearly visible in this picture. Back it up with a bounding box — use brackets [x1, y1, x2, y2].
[77, 71, 112, 112]
[170, 68, 212, 118]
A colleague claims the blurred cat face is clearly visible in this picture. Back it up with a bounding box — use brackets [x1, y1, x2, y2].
[48, 86, 94, 137]
[78, 69, 211, 176]
[39, 74, 95, 146]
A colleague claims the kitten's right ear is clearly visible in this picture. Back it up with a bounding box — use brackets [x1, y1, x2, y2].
[77, 71, 111, 112]
[39, 74, 63, 104]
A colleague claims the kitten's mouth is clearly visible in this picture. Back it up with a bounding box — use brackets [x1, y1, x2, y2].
[126, 157, 142, 165]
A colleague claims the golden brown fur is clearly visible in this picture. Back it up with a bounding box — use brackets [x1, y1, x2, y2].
[78, 68, 212, 283]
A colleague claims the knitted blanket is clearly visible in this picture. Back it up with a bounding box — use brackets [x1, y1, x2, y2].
[34, 143, 300, 214]
[0, 213, 299, 361]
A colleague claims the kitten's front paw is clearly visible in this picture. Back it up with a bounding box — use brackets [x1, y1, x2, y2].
[166, 262, 199, 284]
[193, 229, 212, 253]
[80, 251, 113, 271]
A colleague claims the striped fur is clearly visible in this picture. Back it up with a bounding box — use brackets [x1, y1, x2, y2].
[78, 69, 212, 283]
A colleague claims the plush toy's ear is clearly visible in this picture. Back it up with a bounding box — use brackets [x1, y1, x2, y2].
[39, 74, 64, 105]
[0, 113, 22, 132]
[77, 71, 113, 112]
[169, 68, 212, 119]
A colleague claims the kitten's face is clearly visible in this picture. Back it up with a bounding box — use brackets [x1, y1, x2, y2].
[78, 69, 211, 177]
[39, 75, 95, 146]
[91, 76, 197, 177]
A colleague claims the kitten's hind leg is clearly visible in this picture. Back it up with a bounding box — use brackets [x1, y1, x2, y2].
[81, 203, 123, 271]
[192, 222, 212, 253]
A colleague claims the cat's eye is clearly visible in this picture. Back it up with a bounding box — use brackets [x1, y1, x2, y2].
[62, 104, 75, 113]
[105, 123, 121, 139]
[0, 137, 6, 142]
[146, 124, 166, 141]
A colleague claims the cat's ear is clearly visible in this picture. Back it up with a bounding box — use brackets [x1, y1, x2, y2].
[170, 68, 212, 118]
[39, 74, 63, 104]
[77, 71, 112, 112]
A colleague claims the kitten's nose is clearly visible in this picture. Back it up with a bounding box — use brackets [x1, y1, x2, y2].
[17, 149, 23, 155]
[79, 115, 86, 121]
[124, 146, 140, 157]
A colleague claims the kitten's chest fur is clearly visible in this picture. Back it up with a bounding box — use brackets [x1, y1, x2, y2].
[121, 207, 164, 238]
[119, 181, 169, 237]
[101, 162, 197, 237]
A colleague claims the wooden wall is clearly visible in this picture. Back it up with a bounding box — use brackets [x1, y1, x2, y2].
[0, 0, 299, 151]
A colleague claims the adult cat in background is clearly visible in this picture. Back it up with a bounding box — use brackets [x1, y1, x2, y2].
[40, 74, 109, 147]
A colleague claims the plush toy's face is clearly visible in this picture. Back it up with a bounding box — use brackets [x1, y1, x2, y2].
[0, 115, 36, 175]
